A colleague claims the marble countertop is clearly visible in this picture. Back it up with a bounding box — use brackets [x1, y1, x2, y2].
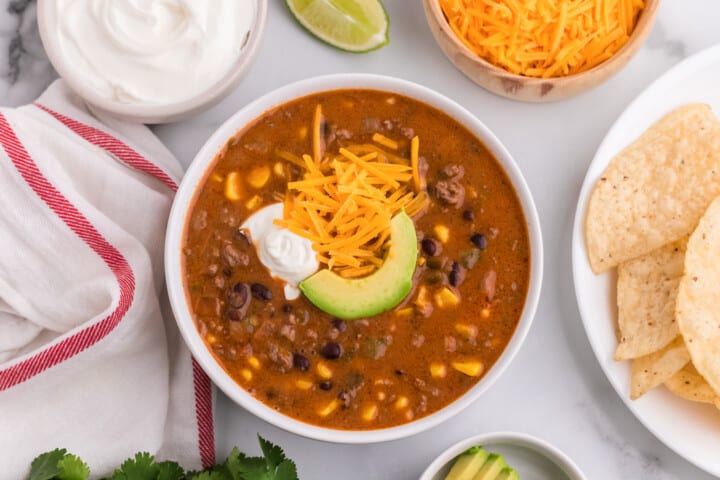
[3, 1, 720, 479]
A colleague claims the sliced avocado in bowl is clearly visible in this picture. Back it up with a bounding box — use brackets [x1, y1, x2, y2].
[444, 446, 490, 480]
[299, 210, 417, 320]
[442, 447, 518, 480]
[473, 453, 508, 480]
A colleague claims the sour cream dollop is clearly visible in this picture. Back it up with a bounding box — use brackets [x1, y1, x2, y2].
[241, 203, 318, 300]
[55, 0, 255, 104]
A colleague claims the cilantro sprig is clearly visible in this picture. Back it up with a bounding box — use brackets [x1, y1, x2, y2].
[27, 435, 298, 480]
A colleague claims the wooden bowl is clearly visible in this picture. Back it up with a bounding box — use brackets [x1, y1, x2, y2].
[423, 0, 660, 102]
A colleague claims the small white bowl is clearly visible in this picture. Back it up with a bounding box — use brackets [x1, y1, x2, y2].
[36, 0, 267, 124]
[165, 73, 543, 443]
[420, 432, 587, 480]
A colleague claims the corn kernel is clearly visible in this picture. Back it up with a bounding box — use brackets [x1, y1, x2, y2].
[417, 256, 426, 266]
[210, 173, 223, 183]
[434, 225, 450, 243]
[205, 333, 217, 345]
[377, 392, 386, 401]
[224, 171, 243, 201]
[296, 379, 313, 390]
[455, 323, 478, 340]
[452, 360, 484, 377]
[481, 308, 491, 319]
[395, 396, 409, 409]
[395, 307, 413, 317]
[430, 362, 447, 378]
[467, 186, 478, 199]
[273, 162, 285, 177]
[240, 369, 253, 381]
[434, 287, 460, 308]
[318, 399, 339, 417]
[247, 166, 271, 189]
[299, 126, 308, 139]
[415, 286, 431, 309]
[247, 356, 261, 370]
[362, 404, 378, 421]
[316, 362, 333, 380]
[245, 195, 262, 211]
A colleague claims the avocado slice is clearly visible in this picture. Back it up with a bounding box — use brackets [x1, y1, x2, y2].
[299, 210, 418, 320]
[444, 446, 490, 480]
[472, 453, 508, 480]
[497, 467, 519, 480]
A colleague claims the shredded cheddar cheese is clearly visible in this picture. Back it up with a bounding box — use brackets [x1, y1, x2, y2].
[274, 106, 428, 275]
[439, 0, 645, 78]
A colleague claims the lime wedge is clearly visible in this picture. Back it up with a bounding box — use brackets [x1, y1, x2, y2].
[285, 0, 389, 53]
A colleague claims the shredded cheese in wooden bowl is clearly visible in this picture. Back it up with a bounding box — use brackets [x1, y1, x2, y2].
[438, 0, 645, 79]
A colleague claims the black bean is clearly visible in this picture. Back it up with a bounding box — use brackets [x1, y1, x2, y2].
[470, 233, 488, 250]
[251, 283, 272, 301]
[282, 304, 293, 313]
[331, 318, 347, 332]
[227, 282, 249, 305]
[395, 369, 404, 376]
[449, 261, 466, 287]
[234, 228, 251, 246]
[292, 353, 310, 371]
[462, 210, 474, 221]
[321, 342, 343, 360]
[319, 381, 332, 391]
[222, 267, 232, 277]
[421, 238, 441, 256]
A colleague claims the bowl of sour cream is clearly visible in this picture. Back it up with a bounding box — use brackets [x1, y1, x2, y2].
[37, 0, 267, 124]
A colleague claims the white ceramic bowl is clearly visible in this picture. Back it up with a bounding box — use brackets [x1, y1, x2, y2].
[36, 0, 267, 124]
[165, 74, 544, 443]
[420, 432, 587, 480]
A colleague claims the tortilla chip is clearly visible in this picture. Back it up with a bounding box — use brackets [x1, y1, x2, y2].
[586, 104, 720, 274]
[615, 238, 687, 360]
[676, 196, 720, 397]
[665, 363, 719, 405]
[630, 336, 690, 400]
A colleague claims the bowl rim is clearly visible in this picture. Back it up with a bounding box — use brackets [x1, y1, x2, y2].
[164, 73, 544, 443]
[36, 0, 268, 124]
[418, 431, 588, 480]
[423, 0, 660, 85]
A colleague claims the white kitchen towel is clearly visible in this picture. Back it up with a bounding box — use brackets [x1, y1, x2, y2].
[0, 80, 215, 478]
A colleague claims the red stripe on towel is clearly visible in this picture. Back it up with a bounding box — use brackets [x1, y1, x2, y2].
[0, 113, 136, 390]
[33, 104, 217, 465]
[35, 103, 178, 192]
[193, 357, 216, 467]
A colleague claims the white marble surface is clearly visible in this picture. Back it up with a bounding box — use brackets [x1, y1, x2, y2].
[3, 1, 720, 479]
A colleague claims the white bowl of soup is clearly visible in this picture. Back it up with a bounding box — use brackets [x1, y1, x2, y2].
[165, 74, 543, 443]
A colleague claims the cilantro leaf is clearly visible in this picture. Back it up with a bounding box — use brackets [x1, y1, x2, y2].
[272, 461, 297, 480]
[29, 448, 66, 480]
[57, 454, 90, 480]
[109, 452, 158, 480]
[189, 471, 227, 480]
[222, 436, 298, 480]
[258, 436, 284, 472]
[155, 461, 185, 480]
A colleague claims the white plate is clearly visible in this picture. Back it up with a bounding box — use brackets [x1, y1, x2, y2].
[419, 432, 587, 480]
[572, 44, 720, 477]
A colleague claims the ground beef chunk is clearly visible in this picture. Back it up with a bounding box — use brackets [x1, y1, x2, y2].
[440, 164, 465, 180]
[435, 179, 465, 208]
[222, 244, 249, 267]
